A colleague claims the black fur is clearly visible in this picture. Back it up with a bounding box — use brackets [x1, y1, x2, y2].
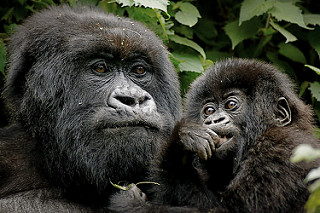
[0, 5, 181, 211]
[109, 58, 320, 213]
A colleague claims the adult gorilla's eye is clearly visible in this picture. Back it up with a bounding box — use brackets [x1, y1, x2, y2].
[93, 62, 107, 74]
[132, 66, 146, 75]
[225, 100, 237, 110]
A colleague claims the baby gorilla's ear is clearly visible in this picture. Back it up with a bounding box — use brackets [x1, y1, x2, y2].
[274, 97, 291, 127]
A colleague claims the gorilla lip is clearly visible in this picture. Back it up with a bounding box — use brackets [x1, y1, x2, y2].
[100, 120, 160, 131]
[215, 134, 233, 147]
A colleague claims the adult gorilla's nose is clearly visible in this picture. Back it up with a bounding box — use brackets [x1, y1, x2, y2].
[108, 85, 157, 113]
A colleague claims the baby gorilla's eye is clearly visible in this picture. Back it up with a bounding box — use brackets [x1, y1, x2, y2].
[132, 66, 146, 75]
[93, 62, 108, 74]
[225, 100, 237, 110]
[203, 106, 215, 117]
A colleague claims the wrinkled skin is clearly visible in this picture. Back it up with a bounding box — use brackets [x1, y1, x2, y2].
[0, 5, 181, 212]
[109, 58, 320, 213]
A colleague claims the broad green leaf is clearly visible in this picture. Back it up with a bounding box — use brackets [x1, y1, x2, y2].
[305, 65, 320, 75]
[194, 19, 217, 45]
[174, 2, 201, 27]
[291, 144, 320, 163]
[265, 51, 297, 81]
[179, 71, 202, 96]
[68, 0, 78, 7]
[117, 0, 169, 12]
[278, 43, 306, 64]
[18, 0, 27, 5]
[304, 14, 320, 26]
[309, 82, 320, 102]
[305, 187, 320, 212]
[134, 0, 169, 12]
[206, 49, 232, 62]
[116, 0, 134, 7]
[305, 167, 320, 183]
[1, 8, 14, 21]
[308, 29, 320, 60]
[169, 34, 206, 59]
[299, 81, 309, 98]
[239, 0, 275, 25]
[171, 52, 204, 73]
[309, 179, 320, 193]
[270, 19, 297, 43]
[13, 7, 28, 22]
[0, 40, 6, 77]
[270, 1, 312, 30]
[224, 18, 262, 49]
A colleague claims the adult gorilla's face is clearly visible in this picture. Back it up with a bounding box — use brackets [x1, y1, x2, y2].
[4, 6, 181, 195]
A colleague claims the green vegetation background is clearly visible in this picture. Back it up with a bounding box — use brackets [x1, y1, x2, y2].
[0, 0, 320, 211]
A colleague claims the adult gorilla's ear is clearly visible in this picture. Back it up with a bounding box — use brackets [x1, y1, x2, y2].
[274, 97, 291, 127]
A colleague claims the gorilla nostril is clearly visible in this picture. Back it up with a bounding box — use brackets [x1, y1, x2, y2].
[204, 120, 212, 125]
[115, 96, 136, 107]
[139, 96, 150, 105]
[214, 117, 225, 124]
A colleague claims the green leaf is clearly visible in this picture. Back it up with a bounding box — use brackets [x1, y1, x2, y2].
[68, 0, 79, 7]
[305, 167, 320, 183]
[290, 144, 320, 163]
[206, 49, 232, 62]
[305, 187, 320, 212]
[134, 0, 169, 12]
[309, 82, 320, 102]
[171, 52, 204, 73]
[194, 19, 217, 45]
[179, 71, 202, 96]
[3, 24, 17, 34]
[270, 19, 297, 43]
[278, 43, 306, 64]
[116, 0, 134, 7]
[116, 0, 169, 12]
[169, 34, 206, 59]
[239, 0, 275, 25]
[304, 14, 320, 27]
[266, 51, 297, 81]
[270, 1, 312, 30]
[0, 40, 6, 77]
[308, 29, 320, 60]
[299, 81, 309, 98]
[13, 7, 28, 22]
[305, 65, 320, 75]
[224, 18, 262, 49]
[18, 0, 27, 5]
[174, 2, 201, 27]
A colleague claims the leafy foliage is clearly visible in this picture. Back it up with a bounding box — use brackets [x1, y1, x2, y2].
[1, 0, 320, 210]
[291, 144, 320, 212]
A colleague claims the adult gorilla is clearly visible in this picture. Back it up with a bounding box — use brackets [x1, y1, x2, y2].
[0, 5, 181, 211]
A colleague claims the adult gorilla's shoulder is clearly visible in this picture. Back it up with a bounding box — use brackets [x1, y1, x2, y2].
[0, 5, 181, 211]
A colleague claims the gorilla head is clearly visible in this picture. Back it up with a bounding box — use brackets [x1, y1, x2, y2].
[3, 6, 181, 199]
[184, 58, 312, 160]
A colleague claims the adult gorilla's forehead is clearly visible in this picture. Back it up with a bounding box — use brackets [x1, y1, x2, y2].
[66, 30, 163, 61]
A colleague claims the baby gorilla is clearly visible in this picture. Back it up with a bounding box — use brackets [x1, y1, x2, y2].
[110, 58, 320, 213]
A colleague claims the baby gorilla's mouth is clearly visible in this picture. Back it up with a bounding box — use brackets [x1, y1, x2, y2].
[215, 134, 233, 148]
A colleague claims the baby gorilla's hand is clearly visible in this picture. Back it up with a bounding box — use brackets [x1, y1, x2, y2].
[179, 121, 219, 161]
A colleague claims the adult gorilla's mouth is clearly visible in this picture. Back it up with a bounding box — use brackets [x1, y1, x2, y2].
[99, 120, 161, 131]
